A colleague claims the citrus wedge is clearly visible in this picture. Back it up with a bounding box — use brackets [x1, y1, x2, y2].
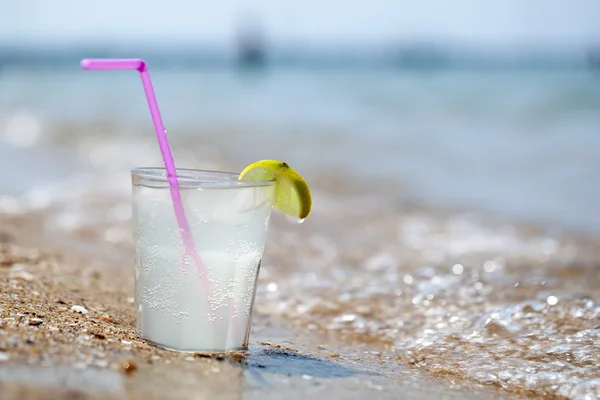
[239, 160, 312, 220]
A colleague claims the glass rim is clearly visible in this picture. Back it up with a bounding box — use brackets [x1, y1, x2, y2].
[131, 167, 277, 189]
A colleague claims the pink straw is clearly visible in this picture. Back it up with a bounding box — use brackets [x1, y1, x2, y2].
[80, 58, 210, 297]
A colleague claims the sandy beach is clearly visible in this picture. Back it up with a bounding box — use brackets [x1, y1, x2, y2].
[0, 213, 504, 400]
[1, 177, 599, 399]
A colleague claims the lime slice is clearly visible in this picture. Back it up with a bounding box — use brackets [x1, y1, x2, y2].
[239, 160, 312, 220]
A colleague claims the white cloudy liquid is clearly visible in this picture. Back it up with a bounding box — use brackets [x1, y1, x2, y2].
[132, 177, 274, 352]
[136, 248, 263, 351]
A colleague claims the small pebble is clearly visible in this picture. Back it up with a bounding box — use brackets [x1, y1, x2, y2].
[71, 305, 89, 315]
[29, 318, 43, 326]
[99, 315, 114, 323]
[120, 360, 137, 375]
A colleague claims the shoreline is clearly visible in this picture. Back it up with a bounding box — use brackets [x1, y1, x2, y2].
[0, 224, 506, 400]
[0, 118, 598, 399]
[1, 189, 599, 398]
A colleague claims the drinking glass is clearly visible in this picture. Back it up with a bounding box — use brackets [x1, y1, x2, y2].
[132, 167, 275, 352]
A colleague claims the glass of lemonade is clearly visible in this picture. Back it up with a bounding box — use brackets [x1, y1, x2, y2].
[131, 167, 276, 352]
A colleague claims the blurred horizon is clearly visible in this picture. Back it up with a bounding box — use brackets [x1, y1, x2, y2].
[3, 0, 600, 71]
[1, 43, 599, 71]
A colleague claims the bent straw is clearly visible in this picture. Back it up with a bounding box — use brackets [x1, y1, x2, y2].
[80, 58, 210, 297]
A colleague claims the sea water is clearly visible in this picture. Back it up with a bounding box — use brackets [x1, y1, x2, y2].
[132, 177, 274, 352]
[2, 68, 599, 237]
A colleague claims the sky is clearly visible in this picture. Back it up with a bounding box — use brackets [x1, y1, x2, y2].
[1, 0, 600, 49]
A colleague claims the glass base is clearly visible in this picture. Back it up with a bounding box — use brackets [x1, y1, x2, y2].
[140, 336, 249, 354]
